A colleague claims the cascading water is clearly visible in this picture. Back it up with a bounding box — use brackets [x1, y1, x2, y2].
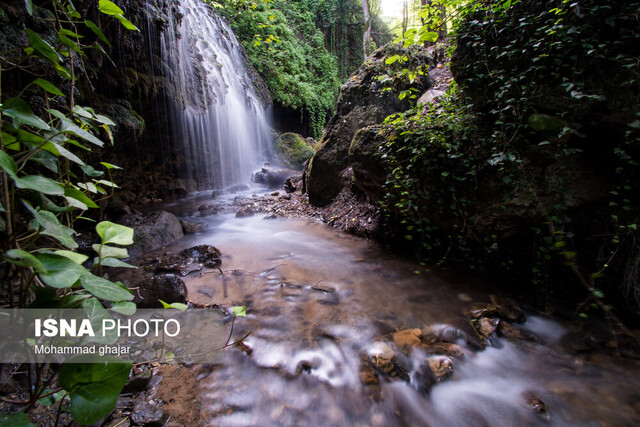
[157, 0, 272, 189]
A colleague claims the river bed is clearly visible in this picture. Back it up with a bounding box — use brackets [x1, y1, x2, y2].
[152, 189, 640, 426]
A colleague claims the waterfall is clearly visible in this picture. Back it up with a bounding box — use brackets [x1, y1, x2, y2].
[157, 0, 273, 189]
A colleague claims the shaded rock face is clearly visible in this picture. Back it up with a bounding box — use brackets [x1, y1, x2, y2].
[274, 132, 315, 170]
[306, 43, 436, 206]
[120, 211, 184, 258]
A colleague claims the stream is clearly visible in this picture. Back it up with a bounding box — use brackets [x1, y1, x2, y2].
[152, 188, 640, 426]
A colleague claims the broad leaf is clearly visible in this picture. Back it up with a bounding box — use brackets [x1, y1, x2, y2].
[0, 150, 19, 178]
[59, 357, 132, 425]
[115, 15, 139, 31]
[84, 20, 111, 47]
[0, 412, 36, 427]
[65, 187, 99, 208]
[24, 0, 33, 15]
[37, 253, 86, 288]
[110, 301, 136, 315]
[4, 249, 47, 273]
[92, 244, 128, 259]
[80, 274, 133, 301]
[54, 250, 89, 264]
[96, 221, 134, 245]
[32, 78, 65, 96]
[100, 162, 121, 170]
[98, 257, 136, 269]
[49, 111, 104, 147]
[98, 0, 125, 16]
[1, 98, 51, 131]
[59, 28, 84, 38]
[25, 29, 59, 64]
[15, 175, 64, 196]
[159, 300, 188, 311]
[232, 306, 247, 317]
[24, 201, 78, 249]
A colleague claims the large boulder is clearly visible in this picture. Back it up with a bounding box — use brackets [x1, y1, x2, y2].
[306, 43, 437, 206]
[274, 132, 315, 170]
[251, 167, 299, 189]
[121, 211, 184, 258]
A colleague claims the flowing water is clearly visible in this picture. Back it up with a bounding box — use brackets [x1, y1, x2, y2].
[157, 0, 272, 188]
[154, 190, 640, 426]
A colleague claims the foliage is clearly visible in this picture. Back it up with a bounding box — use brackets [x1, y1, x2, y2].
[217, 0, 341, 136]
[1, 0, 138, 423]
[58, 357, 132, 425]
[380, 0, 640, 315]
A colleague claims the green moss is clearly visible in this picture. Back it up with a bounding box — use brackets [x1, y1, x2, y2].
[275, 132, 315, 169]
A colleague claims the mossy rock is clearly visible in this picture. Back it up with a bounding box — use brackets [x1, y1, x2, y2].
[274, 132, 315, 170]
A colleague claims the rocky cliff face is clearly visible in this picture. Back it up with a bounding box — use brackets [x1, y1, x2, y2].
[304, 1, 640, 316]
[306, 43, 438, 206]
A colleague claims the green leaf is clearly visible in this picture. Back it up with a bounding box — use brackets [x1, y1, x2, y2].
[58, 34, 83, 55]
[59, 357, 132, 425]
[2, 98, 51, 131]
[32, 78, 65, 97]
[54, 250, 89, 264]
[98, 0, 125, 16]
[80, 164, 104, 178]
[59, 28, 84, 38]
[94, 114, 116, 126]
[84, 20, 111, 47]
[0, 150, 19, 178]
[115, 15, 139, 31]
[110, 301, 136, 315]
[15, 175, 64, 196]
[37, 253, 86, 288]
[24, 0, 33, 15]
[4, 249, 47, 273]
[72, 105, 93, 119]
[96, 221, 134, 245]
[24, 201, 78, 249]
[159, 299, 188, 311]
[232, 306, 247, 317]
[99, 162, 121, 170]
[65, 187, 99, 209]
[25, 29, 59, 64]
[0, 412, 36, 427]
[80, 275, 133, 301]
[96, 255, 136, 268]
[49, 110, 104, 147]
[92, 244, 129, 259]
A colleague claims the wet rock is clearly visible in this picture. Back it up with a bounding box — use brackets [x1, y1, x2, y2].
[423, 342, 465, 358]
[392, 328, 422, 348]
[474, 317, 500, 339]
[263, 213, 278, 220]
[490, 295, 526, 323]
[135, 274, 187, 308]
[498, 320, 528, 340]
[180, 220, 206, 234]
[156, 254, 202, 276]
[369, 342, 396, 375]
[359, 355, 379, 385]
[284, 177, 297, 193]
[180, 245, 222, 269]
[251, 167, 298, 189]
[227, 184, 250, 193]
[236, 206, 256, 218]
[131, 399, 164, 425]
[123, 369, 153, 393]
[427, 356, 453, 382]
[423, 324, 467, 344]
[271, 191, 280, 196]
[416, 356, 454, 391]
[121, 211, 184, 258]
